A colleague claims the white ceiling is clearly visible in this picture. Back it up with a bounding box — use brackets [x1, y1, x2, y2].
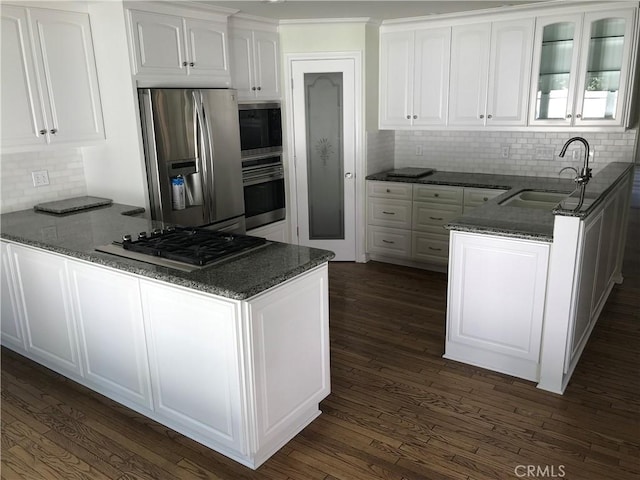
[202, 1, 549, 21]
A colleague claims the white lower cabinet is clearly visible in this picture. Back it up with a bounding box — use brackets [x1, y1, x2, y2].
[10, 244, 82, 377]
[1, 242, 25, 352]
[140, 281, 245, 453]
[0, 240, 330, 469]
[446, 232, 550, 381]
[69, 262, 152, 410]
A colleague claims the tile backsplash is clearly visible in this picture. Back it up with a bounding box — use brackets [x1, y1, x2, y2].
[391, 130, 637, 177]
[1, 149, 88, 214]
[366, 130, 395, 175]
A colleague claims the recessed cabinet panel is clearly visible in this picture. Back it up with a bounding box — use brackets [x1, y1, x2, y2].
[368, 198, 412, 229]
[486, 19, 534, 125]
[185, 18, 229, 78]
[448, 23, 491, 126]
[11, 246, 81, 376]
[1, 243, 25, 352]
[253, 30, 280, 99]
[230, 25, 279, 100]
[0, 7, 45, 147]
[413, 27, 451, 126]
[130, 10, 185, 75]
[30, 9, 105, 144]
[379, 31, 414, 127]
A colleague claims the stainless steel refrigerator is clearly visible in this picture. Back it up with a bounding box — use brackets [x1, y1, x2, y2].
[138, 88, 246, 232]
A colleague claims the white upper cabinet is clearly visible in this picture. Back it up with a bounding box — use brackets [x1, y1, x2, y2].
[530, 9, 636, 127]
[574, 9, 636, 127]
[128, 9, 230, 85]
[1, 5, 104, 149]
[449, 19, 533, 126]
[379, 27, 451, 128]
[230, 24, 280, 100]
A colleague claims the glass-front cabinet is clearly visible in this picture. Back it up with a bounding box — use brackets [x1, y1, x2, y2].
[530, 9, 636, 127]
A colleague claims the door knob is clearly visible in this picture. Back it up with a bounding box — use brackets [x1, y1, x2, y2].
[344, 172, 353, 179]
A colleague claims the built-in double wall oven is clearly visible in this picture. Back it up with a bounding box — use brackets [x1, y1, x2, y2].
[239, 103, 285, 230]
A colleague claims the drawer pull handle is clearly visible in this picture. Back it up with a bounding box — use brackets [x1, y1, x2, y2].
[382, 211, 395, 215]
[429, 216, 444, 221]
[382, 239, 395, 244]
[428, 247, 442, 251]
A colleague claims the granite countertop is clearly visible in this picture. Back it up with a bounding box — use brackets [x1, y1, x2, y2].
[0, 204, 335, 300]
[366, 162, 634, 241]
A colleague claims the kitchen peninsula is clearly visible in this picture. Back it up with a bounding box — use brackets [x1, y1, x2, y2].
[367, 162, 634, 394]
[0, 205, 334, 469]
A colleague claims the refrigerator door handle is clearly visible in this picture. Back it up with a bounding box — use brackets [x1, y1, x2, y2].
[193, 90, 215, 221]
[139, 89, 164, 220]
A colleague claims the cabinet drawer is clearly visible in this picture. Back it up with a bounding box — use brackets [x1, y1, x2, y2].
[413, 185, 463, 205]
[412, 232, 449, 263]
[463, 187, 506, 211]
[412, 202, 462, 233]
[367, 181, 412, 200]
[367, 226, 411, 258]
[368, 198, 412, 229]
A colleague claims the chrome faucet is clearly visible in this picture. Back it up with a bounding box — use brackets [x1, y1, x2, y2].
[559, 137, 592, 185]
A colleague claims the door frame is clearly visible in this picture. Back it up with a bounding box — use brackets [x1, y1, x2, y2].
[284, 51, 365, 262]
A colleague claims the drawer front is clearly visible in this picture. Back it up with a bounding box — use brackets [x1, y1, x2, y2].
[412, 232, 449, 263]
[368, 198, 412, 229]
[463, 188, 507, 211]
[367, 181, 412, 200]
[367, 226, 411, 258]
[413, 185, 463, 205]
[412, 202, 462, 233]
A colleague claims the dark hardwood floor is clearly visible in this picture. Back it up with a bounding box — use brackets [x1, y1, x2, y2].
[2, 179, 639, 479]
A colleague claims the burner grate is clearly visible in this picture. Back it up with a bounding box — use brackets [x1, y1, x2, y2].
[122, 227, 266, 266]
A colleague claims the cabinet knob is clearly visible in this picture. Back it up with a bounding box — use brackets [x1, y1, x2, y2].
[487, 114, 493, 119]
[182, 61, 188, 67]
[50, 128, 57, 134]
[566, 114, 572, 118]
[413, 115, 417, 119]
[576, 113, 582, 118]
[386, 189, 391, 193]
[39, 129, 47, 135]
[483, 197, 488, 201]
[252, 87, 257, 91]
[434, 193, 439, 197]
[189, 62, 195, 67]
[257, 86, 262, 91]
[406, 115, 411, 119]
[479, 114, 485, 119]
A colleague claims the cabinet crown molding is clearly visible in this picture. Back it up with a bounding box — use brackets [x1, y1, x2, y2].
[124, 1, 235, 20]
[380, 0, 639, 29]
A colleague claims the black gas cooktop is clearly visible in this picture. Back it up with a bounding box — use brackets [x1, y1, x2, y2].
[95, 226, 267, 271]
[120, 226, 267, 266]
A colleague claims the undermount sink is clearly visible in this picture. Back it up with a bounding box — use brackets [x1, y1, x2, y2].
[499, 190, 570, 209]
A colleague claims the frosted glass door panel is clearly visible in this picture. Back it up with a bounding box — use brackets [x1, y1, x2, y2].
[305, 72, 344, 240]
[535, 22, 576, 120]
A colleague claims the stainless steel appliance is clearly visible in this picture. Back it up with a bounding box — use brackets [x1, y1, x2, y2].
[242, 155, 286, 229]
[139, 88, 246, 233]
[96, 226, 267, 273]
[238, 103, 282, 157]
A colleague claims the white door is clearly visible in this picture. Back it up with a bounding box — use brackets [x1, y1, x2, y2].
[291, 58, 358, 260]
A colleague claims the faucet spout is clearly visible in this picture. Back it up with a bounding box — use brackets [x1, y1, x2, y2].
[559, 136, 592, 185]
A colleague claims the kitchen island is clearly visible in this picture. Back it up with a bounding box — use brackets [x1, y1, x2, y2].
[367, 162, 634, 394]
[0, 205, 334, 469]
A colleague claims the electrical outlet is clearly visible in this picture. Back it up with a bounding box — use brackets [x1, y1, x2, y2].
[415, 145, 423, 156]
[32, 170, 49, 187]
[501, 145, 510, 159]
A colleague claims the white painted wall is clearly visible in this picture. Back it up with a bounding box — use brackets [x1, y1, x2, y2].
[81, 1, 148, 209]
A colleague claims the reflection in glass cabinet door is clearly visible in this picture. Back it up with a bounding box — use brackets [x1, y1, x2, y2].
[535, 22, 576, 121]
[580, 18, 625, 120]
[575, 9, 635, 126]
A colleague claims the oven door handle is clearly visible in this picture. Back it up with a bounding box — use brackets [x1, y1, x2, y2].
[243, 173, 284, 186]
